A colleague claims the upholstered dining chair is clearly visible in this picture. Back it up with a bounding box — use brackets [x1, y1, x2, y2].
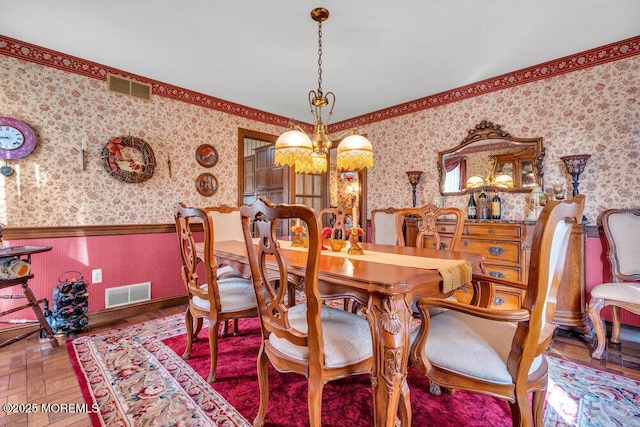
[371, 207, 399, 245]
[588, 208, 640, 359]
[396, 204, 465, 250]
[203, 204, 249, 334]
[409, 195, 585, 427]
[240, 198, 373, 427]
[173, 202, 258, 383]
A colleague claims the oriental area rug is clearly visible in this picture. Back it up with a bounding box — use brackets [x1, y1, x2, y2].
[67, 313, 640, 426]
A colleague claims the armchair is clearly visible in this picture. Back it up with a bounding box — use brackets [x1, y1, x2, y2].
[409, 195, 585, 426]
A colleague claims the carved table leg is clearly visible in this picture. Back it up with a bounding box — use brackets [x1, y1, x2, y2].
[364, 294, 412, 427]
[587, 298, 607, 359]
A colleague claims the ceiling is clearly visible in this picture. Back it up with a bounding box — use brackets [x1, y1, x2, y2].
[1, 0, 639, 124]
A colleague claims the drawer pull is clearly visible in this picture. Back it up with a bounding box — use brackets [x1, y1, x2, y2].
[488, 271, 506, 278]
[439, 243, 447, 250]
[463, 240, 469, 247]
[439, 226, 446, 232]
[489, 229, 495, 234]
[494, 297, 505, 306]
[488, 246, 505, 256]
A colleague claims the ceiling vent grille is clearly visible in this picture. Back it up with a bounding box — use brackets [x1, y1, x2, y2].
[107, 74, 152, 101]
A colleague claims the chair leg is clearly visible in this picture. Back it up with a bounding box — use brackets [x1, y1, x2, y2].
[509, 387, 533, 427]
[611, 306, 621, 344]
[253, 348, 269, 427]
[182, 309, 194, 359]
[207, 320, 219, 383]
[307, 374, 324, 427]
[588, 298, 607, 359]
[531, 387, 547, 426]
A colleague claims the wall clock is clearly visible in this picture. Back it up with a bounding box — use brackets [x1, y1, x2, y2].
[0, 117, 37, 176]
[100, 135, 156, 183]
[196, 172, 218, 196]
[195, 144, 218, 168]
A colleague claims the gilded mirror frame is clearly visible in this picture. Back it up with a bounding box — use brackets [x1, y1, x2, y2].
[437, 120, 545, 196]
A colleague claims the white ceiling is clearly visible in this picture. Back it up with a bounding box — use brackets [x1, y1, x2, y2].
[1, 0, 639, 124]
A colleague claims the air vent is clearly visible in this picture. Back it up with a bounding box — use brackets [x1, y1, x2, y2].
[105, 282, 151, 308]
[107, 74, 152, 101]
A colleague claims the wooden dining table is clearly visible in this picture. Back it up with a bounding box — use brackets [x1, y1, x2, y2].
[204, 239, 484, 427]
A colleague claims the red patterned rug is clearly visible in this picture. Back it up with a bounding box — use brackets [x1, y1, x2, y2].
[68, 313, 640, 426]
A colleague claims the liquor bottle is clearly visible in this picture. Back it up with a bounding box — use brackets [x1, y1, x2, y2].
[478, 190, 490, 220]
[467, 191, 477, 219]
[492, 190, 502, 220]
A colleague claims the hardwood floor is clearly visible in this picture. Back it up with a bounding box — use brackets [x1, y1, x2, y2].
[1, 304, 638, 427]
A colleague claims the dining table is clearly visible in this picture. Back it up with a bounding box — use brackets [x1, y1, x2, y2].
[202, 239, 485, 427]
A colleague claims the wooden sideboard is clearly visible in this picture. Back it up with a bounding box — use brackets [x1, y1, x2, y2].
[405, 218, 587, 332]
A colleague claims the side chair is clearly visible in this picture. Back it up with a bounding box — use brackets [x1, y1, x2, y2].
[370, 207, 399, 245]
[240, 198, 373, 427]
[203, 204, 249, 335]
[173, 202, 258, 383]
[588, 208, 640, 359]
[396, 204, 465, 250]
[319, 206, 351, 240]
[409, 195, 585, 427]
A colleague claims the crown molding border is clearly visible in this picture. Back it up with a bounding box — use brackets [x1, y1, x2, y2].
[0, 35, 291, 129]
[332, 35, 640, 132]
[1, 34, 638, 132]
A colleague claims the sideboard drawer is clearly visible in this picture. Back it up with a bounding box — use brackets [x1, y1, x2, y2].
[466, 223, 522, 238]
[481, 263, 522, 283]
[459, 239, 521, 264]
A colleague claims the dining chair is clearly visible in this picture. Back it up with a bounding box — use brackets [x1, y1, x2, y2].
[319, 206, 351, 240]
[173, 202, 258, 383]
[371, 207, 399, 245]
[588, 208, 640, 359]
[203, 204, 249, 335]
[409, 195, 585, 426]
[240, 197, 373, 427]
[203, 205, 245, 280]
[396, 204, 465, 250]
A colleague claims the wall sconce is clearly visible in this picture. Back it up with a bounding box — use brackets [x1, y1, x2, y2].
[406, 171, 423, 207]
[561, 154, 591, 196]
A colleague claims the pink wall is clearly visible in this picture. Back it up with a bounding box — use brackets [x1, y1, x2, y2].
[1, 232, 183, 325]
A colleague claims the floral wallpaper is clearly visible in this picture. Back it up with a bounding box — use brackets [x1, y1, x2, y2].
[0, 38, 639, 227]
[0, 56, 281, 226]
[365, 56, 640, 224]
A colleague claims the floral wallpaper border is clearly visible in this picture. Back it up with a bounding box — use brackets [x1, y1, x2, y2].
[1, 34, 638, 133]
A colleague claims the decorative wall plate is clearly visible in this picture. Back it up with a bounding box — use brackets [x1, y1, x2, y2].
[195, 144, 218, 168]
[101, 136, 156, 183]
[196, 172, 218, 196]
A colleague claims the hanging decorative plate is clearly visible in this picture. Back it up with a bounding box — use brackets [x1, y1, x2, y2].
[101, 136, 156, 183]
[196, 172, 218, 196]
[195, 144, 218, 168]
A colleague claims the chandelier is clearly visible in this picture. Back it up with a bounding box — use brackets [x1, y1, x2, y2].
[274, 7, 374, 174]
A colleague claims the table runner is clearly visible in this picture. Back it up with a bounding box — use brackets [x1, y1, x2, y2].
[256, 239, 473, 293]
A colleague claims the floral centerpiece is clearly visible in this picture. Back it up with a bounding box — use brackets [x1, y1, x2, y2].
[347, 226, 365, 255]
[291, 222, 306, 247]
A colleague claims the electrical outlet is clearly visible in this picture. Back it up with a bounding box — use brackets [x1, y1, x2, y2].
[92, 269, 102, 284]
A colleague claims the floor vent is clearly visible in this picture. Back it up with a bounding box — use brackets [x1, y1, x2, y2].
[107, 74, 152, 101]
[105, 282, 151, 308]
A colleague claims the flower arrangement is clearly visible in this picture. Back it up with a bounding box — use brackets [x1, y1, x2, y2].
[349, 226, 365, 237]
[291, 225, 306, 234]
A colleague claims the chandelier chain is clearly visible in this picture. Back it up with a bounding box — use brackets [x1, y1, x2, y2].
[317, 21, 323, 96]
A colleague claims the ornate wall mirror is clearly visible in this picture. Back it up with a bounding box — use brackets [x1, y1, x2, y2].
[437, 120, 545, 196]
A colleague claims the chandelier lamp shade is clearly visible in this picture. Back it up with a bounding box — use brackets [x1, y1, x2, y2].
[274, 7, 374, 174]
